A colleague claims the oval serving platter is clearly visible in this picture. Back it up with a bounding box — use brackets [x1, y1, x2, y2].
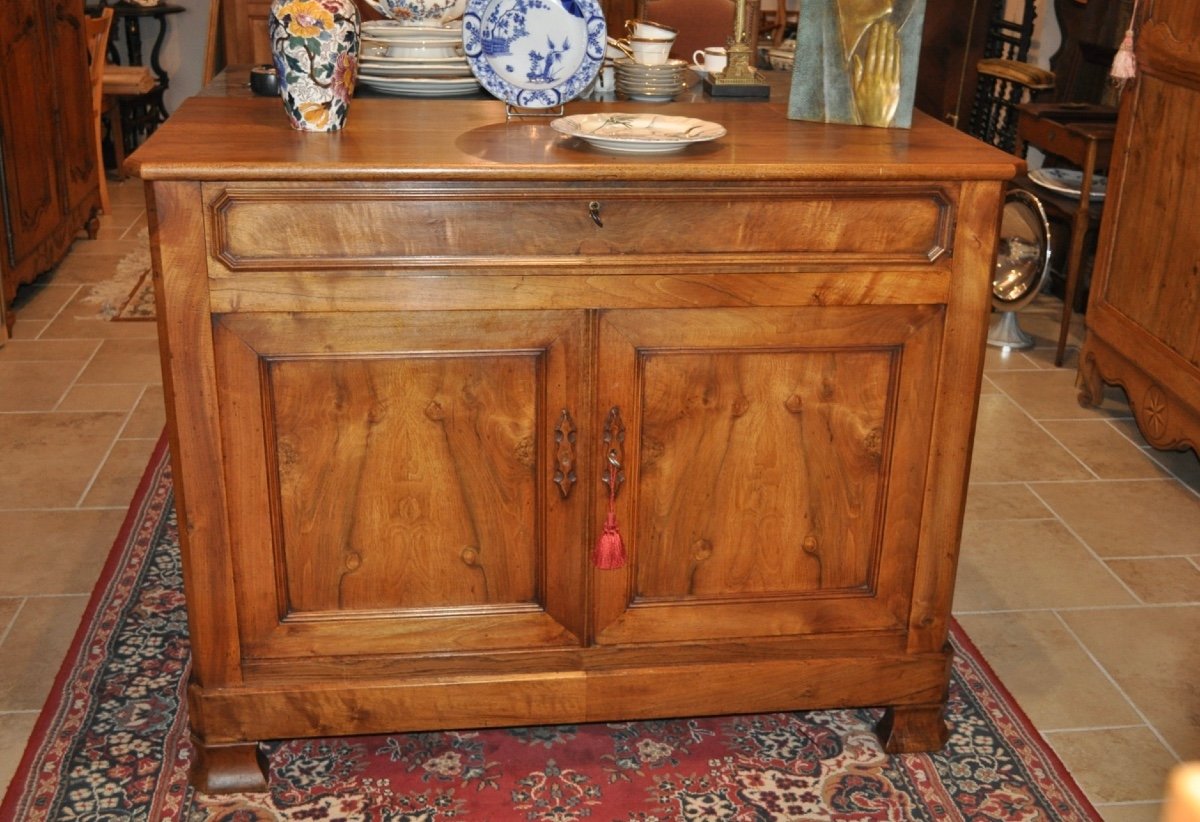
[463, 0, 606, 108]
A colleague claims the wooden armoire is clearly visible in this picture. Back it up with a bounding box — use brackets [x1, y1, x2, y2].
[1079, 1, 1200, 457]
[0, 0, 100, 329]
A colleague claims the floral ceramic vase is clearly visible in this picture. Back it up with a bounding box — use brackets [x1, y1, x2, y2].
[269, 0, 360, 132]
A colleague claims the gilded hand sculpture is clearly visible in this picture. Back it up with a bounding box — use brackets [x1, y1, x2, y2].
[851, 20, 901, 126]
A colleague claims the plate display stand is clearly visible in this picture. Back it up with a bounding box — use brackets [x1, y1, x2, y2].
[506, 103, 565, 120]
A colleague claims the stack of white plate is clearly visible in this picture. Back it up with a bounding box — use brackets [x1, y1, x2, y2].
[358, 20, 480, 97]
[615, 58, 688, 102]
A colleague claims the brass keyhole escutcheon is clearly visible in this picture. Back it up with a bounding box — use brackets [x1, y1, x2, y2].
[588, 201, 603, 227]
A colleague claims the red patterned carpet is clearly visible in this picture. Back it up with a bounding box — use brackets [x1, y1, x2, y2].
[2, 437, 1100, 820]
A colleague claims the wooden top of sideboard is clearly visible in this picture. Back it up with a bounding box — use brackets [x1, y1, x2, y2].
[129, 74, 1021, 184]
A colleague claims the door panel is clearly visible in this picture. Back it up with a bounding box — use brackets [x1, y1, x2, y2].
[593, 306, 944, 646]
[212, 310, 590, 660]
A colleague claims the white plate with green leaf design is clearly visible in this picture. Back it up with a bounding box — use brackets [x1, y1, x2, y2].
[550, 113, 726, 153]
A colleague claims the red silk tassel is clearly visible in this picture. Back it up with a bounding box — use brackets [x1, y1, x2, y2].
[594, 510, 626, 569]
[594, 461, 626, 569]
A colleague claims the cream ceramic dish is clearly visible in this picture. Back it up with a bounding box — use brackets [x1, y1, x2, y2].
[359, 0, 467, 25]
[550, 112, 725, 153]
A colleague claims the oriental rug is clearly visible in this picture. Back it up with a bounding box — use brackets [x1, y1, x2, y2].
[1, 438, 1101, 821]
[80, 236, 156, 321]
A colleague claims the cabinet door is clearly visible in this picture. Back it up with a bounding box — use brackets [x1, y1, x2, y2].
[0, 1, 66, 267]
[211, 310, 590, 661]
[51, 0, 98, 211]
[593, 306, 944, 646]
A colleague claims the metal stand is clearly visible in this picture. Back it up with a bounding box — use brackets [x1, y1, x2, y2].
[505, 104, 565, 120]
[987, 311, 1036, 350]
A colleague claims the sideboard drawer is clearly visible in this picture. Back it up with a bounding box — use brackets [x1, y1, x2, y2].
[205, 183, 954, 274]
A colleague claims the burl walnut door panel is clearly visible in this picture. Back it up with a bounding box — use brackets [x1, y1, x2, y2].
[593, 306, 945, 646]
[210, 310, 590, 660]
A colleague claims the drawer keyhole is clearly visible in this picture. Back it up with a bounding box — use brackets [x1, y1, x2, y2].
[588, 200, 603, 228]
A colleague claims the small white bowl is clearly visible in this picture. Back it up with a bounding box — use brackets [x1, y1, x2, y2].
[360, 0, 467, 26]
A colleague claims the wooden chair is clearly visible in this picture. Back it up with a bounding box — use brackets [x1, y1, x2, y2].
[1007, 0, 1131, 366]
[966, 0, 1054, 152]
[85, 8, 114, 214]
[758, 0, 796, 47]
[100, 64, 156, 183]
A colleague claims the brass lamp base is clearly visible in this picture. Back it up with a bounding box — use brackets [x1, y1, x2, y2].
[700, 37, 768, 98]
[703, 76, 771, 98]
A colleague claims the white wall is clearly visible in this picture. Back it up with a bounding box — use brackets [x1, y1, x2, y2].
[1016, 0, 1061, 70]
[107, 0, 213, 115]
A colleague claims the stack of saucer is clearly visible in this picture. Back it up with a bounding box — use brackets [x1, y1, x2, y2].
[614, 58, 688, 102]
[358, 20, 480, 97]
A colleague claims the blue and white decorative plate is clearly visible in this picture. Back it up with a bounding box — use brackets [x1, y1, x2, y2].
[462, 0, 606, 108]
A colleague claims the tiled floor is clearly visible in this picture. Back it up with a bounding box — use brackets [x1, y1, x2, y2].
[1, 178, 1198, 819]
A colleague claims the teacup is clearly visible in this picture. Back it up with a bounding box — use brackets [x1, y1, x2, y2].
[627, 35, 673, 66]
[606, 36, 633, 60]
[625, 18, 677, 39]
[585, 61, 618, 97]
[693, 46, 727, 74]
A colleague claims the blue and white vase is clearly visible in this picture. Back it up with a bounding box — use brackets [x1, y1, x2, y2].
[269, 0, 360, 131]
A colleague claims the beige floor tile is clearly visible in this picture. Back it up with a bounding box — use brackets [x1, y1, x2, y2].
[0, 599, 19, 637]
[0, 509, 126, 596]
[6, 317, 51, 341]
[121, 212, 150, 237]
[38, 246, 145, 288]
[0, 361, 81, 412]
[1106, 558, 1200, 605]
[963, 483, 1053, 521]
[0, 339, 100, 362]
[1041, 420, 1172, 480]
[1145, 447, 1200, 494]
[982, 344, 1042, 373]
[1018, 298, 1086, 346]
[0, 595, 89, 711]
[978, 374, 1001, 395]
[0, 412, 126, 509]
[58, 382, 146, 413]
[123, 385, 166, 438]
[953, 519, 1135, 612]
[969, 395, 1093, 483]
[87, 218, 136, 243]
[1046, 727, 1178, 804]
[82, 438, 161, 508]
[1109, 419, 1200, 492]
[77, 338, 163, 385]
[1111, 417, 1151, 448]
[1062, 606, 1200, 760]
[7, 283, 80, 321]
[0, 711, 38, 798]
[1021, 342, 1082, 371]
[1033, 479, 1200, 558]
[955, 611, 1140, 730]
[988, 368, 1131, 421]
[1092, 802, 1166, 822]
[36, 289, 159, 341]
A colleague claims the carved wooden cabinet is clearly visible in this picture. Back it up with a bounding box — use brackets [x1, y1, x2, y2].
[1079, 1, 1200, 456]
[129, 95, 1016, 793]
[1, 0, 100, 327]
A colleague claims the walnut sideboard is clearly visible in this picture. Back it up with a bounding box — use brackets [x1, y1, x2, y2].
[128, 93, 1018, 792]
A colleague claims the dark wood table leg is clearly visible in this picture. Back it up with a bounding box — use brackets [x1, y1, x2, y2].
[1056, 140, 1099, 367]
